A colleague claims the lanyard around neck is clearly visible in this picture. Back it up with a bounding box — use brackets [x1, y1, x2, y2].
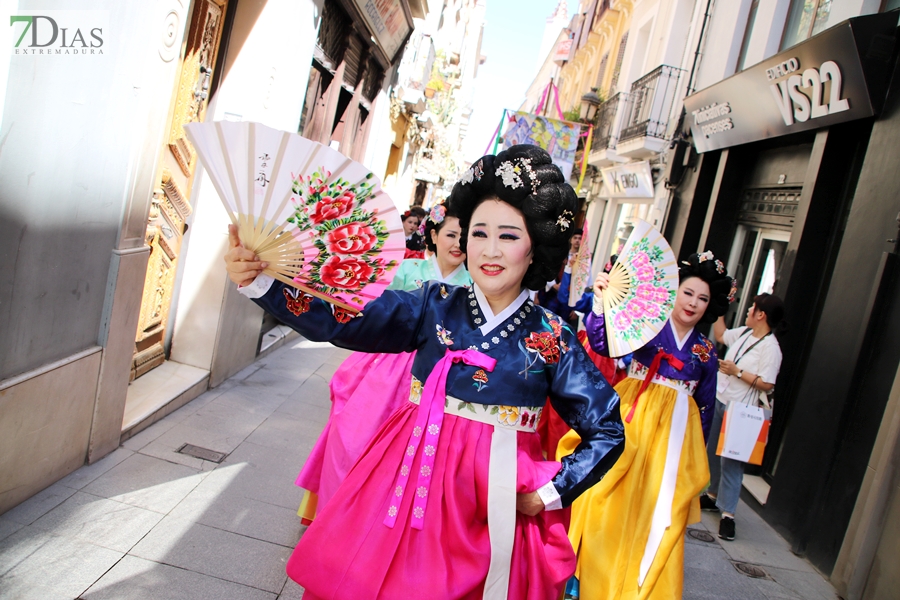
[733, 328, 771, 365]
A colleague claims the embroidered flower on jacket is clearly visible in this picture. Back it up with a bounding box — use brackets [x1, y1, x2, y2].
[498, 406, 520, 426]
[525, 331, 561, 364]
[333, 307, 354, 324]
[436, 324, 454, 346]
[691, 337, 715, 363]
[472, 369, 489, 391]
[283, 288, 312, 316]
[427, 424, 440, 435]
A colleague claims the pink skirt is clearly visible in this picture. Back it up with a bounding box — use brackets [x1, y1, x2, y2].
[296, 351, 415, 508]
[288, 402, 575, 600]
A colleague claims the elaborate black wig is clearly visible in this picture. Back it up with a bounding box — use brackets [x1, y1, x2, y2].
[422, 202, 460, 254]
[445, 144, 579, 290]
[678, 252, 735, 324]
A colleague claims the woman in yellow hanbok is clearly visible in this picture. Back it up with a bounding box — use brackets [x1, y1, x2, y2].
[559, 252, 735, 600]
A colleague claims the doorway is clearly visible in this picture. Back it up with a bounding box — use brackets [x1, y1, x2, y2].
[132, 0, 229, 380]
[724, 226, 790, 330]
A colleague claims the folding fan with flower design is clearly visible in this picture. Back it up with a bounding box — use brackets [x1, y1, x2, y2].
[603, 219, 678, 357]
[184, 121, 405, 313]
[568, 219, 592, 307]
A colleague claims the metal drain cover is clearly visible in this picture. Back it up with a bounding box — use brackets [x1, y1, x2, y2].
[687, 529, 716, 543]
[177, 443, 227, 463]
[733, 562, 769, 579]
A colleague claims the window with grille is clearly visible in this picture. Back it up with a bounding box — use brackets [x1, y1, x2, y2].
[738, 187, 802, 229]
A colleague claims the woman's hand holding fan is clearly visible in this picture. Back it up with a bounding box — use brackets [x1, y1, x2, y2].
[185, 121, 406, 314]
[225, 224, 268, 287]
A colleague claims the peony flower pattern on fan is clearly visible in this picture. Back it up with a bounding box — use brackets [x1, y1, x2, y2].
[287, 168, 396, 296]
[608, 236, 676, 344]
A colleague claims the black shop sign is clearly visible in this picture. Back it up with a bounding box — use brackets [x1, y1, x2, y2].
[684, 12, 898, 153]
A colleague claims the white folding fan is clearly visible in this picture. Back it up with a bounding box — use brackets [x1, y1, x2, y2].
[184, 121, 406, 313]
[603, 219, 678, 357]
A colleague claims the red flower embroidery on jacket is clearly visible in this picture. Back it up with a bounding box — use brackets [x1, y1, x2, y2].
[284, 288, 312, 316]
[525, 331, 561, 365]
[472, 369, 489, 391]
[333, 307, 355, 324]
[691, 337, 714, 363]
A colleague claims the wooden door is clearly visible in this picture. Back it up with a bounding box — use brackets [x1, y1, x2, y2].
[132, 0, 228, 380]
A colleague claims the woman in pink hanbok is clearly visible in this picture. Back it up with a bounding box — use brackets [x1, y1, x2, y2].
[226, 145, 624, 600]
[296, 202, 472, 522]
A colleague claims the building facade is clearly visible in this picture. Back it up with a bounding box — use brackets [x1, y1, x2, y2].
[526, 1, 900, 596]
[670, 3, 900, 599]
[0, 0, 427, 515]
[378, 0, 486, 211]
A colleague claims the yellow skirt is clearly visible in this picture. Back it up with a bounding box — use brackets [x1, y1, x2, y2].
[558, 377, 709, 600]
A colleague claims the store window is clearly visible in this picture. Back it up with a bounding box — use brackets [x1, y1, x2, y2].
[781, 0, 832, 50]
[736, 0, 761, 71]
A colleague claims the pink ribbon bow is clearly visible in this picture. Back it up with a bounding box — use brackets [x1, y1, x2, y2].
[384, 348, 497, 530]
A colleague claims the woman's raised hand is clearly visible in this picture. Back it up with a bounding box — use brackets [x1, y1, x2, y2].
[593, 272, 610, 296]
[225, 224, 268, 287]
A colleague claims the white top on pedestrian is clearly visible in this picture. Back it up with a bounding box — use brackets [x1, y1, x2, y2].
[716, 326, 782, 406]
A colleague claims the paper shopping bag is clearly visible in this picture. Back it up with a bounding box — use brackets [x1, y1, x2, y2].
[716, 401, 771, 465]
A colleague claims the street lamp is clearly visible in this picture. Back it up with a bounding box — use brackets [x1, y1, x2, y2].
[580, 87, 602, 122]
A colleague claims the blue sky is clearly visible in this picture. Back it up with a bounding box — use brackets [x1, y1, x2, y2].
[461, 0, 577, 159]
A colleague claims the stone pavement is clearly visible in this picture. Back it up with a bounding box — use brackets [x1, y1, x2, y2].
[0, 338, 840, 599]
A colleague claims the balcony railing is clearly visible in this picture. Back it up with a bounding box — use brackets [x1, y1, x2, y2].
[618, 65, 685, 143]
[592, 92, 629, 150]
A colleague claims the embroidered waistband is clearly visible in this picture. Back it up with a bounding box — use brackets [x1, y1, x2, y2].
[628, 360, 698, 396]
[408, 376, 541, 432]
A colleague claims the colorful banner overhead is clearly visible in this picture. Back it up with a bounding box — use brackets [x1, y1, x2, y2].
[501, 111, 582, 181]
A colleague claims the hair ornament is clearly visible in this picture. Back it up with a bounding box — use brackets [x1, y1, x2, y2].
[459, 167, 475, 185]
[727, 278, 738, 303]
[428, 203, 446, 226]
[697, 250, 715, 263]
[473, 160, 484, 181]
[556, 210, 573, 231]
[495, 160, 524, 190]
[715, 259, 725, 274]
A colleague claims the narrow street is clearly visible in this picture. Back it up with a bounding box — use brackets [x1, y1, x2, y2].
[0, 336, 840, 599]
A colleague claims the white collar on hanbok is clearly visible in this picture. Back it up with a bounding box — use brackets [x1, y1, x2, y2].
[430, 254, 467, 284]
[668, 319, 693, 351]
[473, 284, 530, 336]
